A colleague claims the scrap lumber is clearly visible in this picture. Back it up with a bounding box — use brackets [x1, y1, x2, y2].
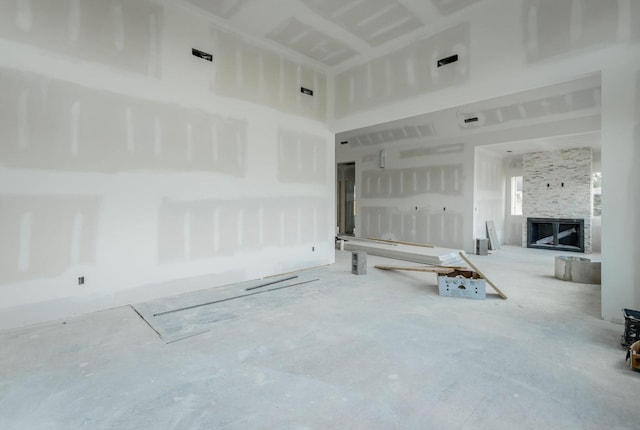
[368, 237, 435, 248]
[458, 252, 507, 300]
[375, 265, 455, 275]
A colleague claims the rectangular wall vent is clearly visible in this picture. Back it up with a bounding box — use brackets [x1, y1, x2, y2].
[464, 117, 479, 124]
[340, 141, 349, 145]
[301, 87, 314, 96]
[437, 54, 459, 67]
[192, 48, 213, 62]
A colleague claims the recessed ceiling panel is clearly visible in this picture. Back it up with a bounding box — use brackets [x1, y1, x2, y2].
[300, 0, 423, 46]
[185, 0, 250, 19]
[431, 0, 483, 16]
[268, 17, 359, 66]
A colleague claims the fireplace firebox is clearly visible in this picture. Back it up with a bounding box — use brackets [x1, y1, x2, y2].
[527, 218, 584, 252]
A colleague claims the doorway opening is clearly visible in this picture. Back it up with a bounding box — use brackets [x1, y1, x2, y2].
[337, 162, 356, 235]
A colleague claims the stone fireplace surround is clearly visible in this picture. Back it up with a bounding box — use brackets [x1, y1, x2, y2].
[522, 148, 592, 253]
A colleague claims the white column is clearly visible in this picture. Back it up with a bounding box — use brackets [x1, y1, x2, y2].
[601, 56, 640, 321]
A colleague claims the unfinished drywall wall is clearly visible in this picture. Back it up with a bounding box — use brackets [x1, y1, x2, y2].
[0, 69, 249, 174]
[0, 0, 162, 76]
[337, 129, 473, 250]
[334, 23, 469, 118]
[524, 0, 618, 64]
[0, 0, 333, 330]
[210, 27, 327, 122]
[522, 148, 593, 253]
[473, 149, 506, 245]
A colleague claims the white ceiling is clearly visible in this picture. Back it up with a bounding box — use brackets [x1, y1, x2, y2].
[182, 0, 484, 69]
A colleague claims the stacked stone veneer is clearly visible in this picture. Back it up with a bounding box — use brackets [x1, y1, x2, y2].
[522, 147, 593, 253]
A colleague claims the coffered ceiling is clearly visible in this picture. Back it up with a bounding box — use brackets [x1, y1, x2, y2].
[181, 0, 484, 69]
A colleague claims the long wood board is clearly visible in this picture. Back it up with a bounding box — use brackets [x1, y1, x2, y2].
[458, 252, 507, 300]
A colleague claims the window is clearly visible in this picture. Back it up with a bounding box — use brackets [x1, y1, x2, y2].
[511, 176, 523, 215]
[592, 172, 601, 216]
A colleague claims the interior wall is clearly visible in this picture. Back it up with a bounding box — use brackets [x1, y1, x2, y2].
[473, 148, 506, 245]
[0, 0, 334, 330]
[336, 139, 474, 250]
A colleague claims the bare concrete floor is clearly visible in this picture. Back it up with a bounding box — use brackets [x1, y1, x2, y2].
[1, 246, 638, 429]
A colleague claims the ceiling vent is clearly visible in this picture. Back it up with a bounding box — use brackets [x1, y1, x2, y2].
[192, 48, 213, 62]
[437, 54, 458, 68]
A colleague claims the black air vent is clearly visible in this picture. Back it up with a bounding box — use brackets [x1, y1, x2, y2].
[437, 54, 458, 67]
[192, 48, 213, 62]
[301, 87, 314, 96]
[340, 141, 349, 145]
[464, 117, 479, 124]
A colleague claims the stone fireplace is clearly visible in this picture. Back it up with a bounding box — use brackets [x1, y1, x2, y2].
[522, 148, 592, 253]
[526, 217, 585, 252]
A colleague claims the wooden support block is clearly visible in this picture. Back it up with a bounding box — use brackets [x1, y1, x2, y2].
[458, 252, 507, 300]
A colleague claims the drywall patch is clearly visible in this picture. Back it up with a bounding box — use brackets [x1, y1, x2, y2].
[0, 0, 163, 76]
[524, 0, 618, 63]
[268, 17, 358, 66]
[335, 23, 469, 118]
[277, 130, 328, 184]
[300, 0, 423, 46]
[0, 195, 99, 284]
[158, 197, 328, 263]
[210, 28, 327, 122]
[0, 68, 248, 175]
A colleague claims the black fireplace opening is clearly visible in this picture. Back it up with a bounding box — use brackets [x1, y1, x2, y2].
[527, 218, 584, 252]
